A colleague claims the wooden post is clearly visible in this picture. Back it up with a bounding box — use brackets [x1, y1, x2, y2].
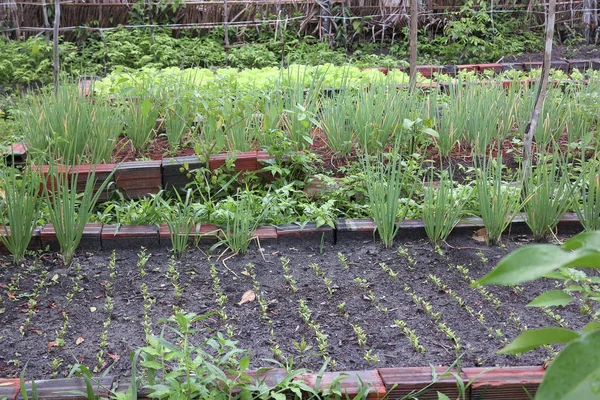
[522, 0, 556, 179]
[42, 0, 51, 40]
[409, 0, 418, 90]
[53, 0, 61, 94]
[224, 0, 230, 66]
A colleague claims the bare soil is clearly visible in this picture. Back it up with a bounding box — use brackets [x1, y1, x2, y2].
[0, 231, 593, 380]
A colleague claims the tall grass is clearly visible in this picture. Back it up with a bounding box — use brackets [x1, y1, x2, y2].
[523, 154, 572, 240]
[44, 157, 115, 266]
[121, 98, 160, 155]
[280, 67, 324, 150]
[22, 84, 121, 164]
[163, 189, 197, 257]
[0, 167, 41, 264]
[362, 138, 416, 248]
[573, 156, 600, 232]
[320, 90, 355, 157]
[475, 152, 522, 245]
[423, 171, 466, 245]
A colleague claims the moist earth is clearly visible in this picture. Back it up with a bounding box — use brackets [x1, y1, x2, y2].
[0, 231, 592, 380]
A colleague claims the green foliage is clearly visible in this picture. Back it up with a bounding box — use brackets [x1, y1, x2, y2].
[162, 189, 198, 257]
[44, 159, 115, 266]
[362, 139, 418, 248]
[573, 157, 600, 231]
[423, 171, 467, 245]
[476, 231, 600, 399]
[523, 155, 573, 240]
[21, 85, 121, 164]
[0, 167, 41, 264]
[475, 153, 521, 245]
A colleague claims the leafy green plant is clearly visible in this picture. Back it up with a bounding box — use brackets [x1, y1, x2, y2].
[475, 153, 521, 245]
[423, 171, 467, 245]
[44, 159, 115, 266]
[523, 155, 572, 240]
[0, 166, 41, 264]
[475, 231, 600, 400]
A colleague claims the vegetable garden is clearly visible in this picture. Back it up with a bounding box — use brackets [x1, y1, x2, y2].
[2, 58, 600, 398]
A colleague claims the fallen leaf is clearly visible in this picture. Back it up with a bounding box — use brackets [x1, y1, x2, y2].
[48, 341, 58, 349]
[108, 353, 121, 362]
[90, 307, 97, 312]
[472, 228, 487, 243]
[238, 290, 256, 305]
[0, 282, 7, 289]
[76, 337, 85, 345]
[77, 355, 85, 362]
[30, 328, 42, 335]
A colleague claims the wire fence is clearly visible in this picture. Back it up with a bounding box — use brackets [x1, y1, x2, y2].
[1, 0, 596, 38]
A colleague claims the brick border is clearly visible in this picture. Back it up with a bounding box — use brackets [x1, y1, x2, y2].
[0, 366, 546, 399]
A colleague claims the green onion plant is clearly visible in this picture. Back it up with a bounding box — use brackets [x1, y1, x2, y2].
[573, 156, 600, 232]
[0, 167, 41, 264]
[523, 154, 572, 240]
[423, 170, 466, 245]
[475, 152, 522, 245]
[44, 158, 115, 266]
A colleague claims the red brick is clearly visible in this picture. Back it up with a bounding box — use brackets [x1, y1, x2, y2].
[0, 378, 21, 400]
[476, 63, 503, 73]
[464, 366, 545, 400]
[209, 151, 258, 172]
[379, 367, 466, 399]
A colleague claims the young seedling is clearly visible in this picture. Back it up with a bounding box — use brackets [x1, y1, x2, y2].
[379, 262, 398, 279]
[281, 257, 298, 293]
[363, 349, 380, 365]
[210, 264, 229, 322]
[397, 245, 416, 267]
[338, 252, 350, 271]
[393, 320, 425, 353]
[246, 263, 280, 359]
[166, 256, 182, 297]
[352, 324, 368, 347]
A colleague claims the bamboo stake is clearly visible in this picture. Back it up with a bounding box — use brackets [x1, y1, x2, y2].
[408, 0, 417, 90]
[522, 0, 556, 179]
[53, 0, 60, 93]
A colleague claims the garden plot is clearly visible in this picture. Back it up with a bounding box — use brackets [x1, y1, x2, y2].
[0, 232, 592, 379]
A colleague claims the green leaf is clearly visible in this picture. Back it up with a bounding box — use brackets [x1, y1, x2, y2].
[582, 322, 600, 333]
[238, 356, 250, 371]
[535, 329, 600, 399]
[140, 99, 152, 117]
[527, 290, 573, 308]
[563, 231, 600, 251]
[422, 127, 439, 138]
[437, 392, 451, 400]
[499, 328, 580, 355]
[475, 246, 600, 286]
[270, 392, 287, 400]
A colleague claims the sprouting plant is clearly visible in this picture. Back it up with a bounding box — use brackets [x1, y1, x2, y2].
[281, 257, 298, 293]
[210, 264, 228, 321]
[338, 252, 350, 271]
[352, 324, 368, 347]
[298, 299, 311, 324]
[363, 350, 380, 365]
[394, 320, 425, 353]
[166, 256, 181, 297]
[379, 263, 398, 279]
[353, 277, 369, 290]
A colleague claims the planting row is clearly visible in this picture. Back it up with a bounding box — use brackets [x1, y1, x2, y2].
[5, 62, 600, 163]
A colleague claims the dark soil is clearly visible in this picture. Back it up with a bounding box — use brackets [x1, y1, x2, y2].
[0, 231, 593, 380]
